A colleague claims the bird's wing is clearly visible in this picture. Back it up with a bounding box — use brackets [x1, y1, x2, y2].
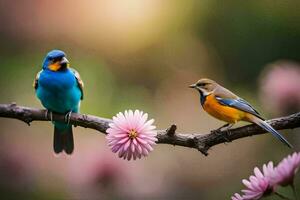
[70, 68, 84, 100]
[215, 96, 263, 119]
[33, 70, 42, 90]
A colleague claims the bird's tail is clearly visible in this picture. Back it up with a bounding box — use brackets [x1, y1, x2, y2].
[249, 115, 292, 148]
[53, 124, 74, 155]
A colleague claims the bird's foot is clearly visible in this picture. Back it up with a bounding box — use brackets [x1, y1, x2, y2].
[211, 124, 233, 142]
[210, 123, 228, 135]
[224, 129, 232, 142]
[223, 124, 233, 142]
[45, 110, 53, 122]
[211, 129, 231, 142]
[211, 128, 222, 136]
[64, 111, 72, 126]
[217, 123, 231, 131]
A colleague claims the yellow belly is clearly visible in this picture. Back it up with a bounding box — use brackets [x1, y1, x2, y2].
[203, 95, 246, 123]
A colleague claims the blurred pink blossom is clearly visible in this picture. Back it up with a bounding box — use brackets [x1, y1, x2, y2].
[260, 61, 300, 115]
[67, 148, 131, 199]
[241, 167, 273, 200]
[273, 152, 300, 186]
[106, 110, 157, 160]
[0, 143, 36, 191]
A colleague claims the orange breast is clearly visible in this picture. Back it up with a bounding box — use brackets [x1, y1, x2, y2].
[203, 94, 246, 123]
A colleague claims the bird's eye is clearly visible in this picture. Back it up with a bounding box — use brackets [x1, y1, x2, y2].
[52, 57, 62, 63]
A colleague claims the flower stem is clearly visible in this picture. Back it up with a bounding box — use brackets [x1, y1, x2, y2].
[291, 183, 298, 200]
[274, 191, 293, 200]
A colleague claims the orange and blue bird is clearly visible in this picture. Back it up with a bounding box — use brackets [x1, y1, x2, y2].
[34, 50, 84, 154]
[189, 78, 292, 148]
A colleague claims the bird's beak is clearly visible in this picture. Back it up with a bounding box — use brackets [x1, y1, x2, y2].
[60, 57, 69, 65]
[49, 57, 70, 71]
[60, 57, 70, 69]
[189, 84, 196, 88]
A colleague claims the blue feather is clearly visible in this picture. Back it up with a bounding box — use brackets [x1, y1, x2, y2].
[256, 120, 293, 148]
[216, 97, 263, 119]
[36, 69, 81, 113]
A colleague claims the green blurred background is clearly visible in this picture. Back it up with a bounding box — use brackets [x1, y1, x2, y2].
[0, 0, 299, 199]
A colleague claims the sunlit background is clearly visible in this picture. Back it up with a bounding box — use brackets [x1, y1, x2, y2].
[0, 0, 300, 199]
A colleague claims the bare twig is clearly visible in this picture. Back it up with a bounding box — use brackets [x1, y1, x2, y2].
[166, 124, 177, 136]
[0, 103, 299, 156]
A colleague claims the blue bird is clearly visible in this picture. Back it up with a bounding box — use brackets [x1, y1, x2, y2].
[34, 50, 84, 154]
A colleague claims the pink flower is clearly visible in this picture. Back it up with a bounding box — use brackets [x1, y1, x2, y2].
[259, 61, 300, 115]
[241, 167, 273, 200]
[233, 153, 300, 199]
[273, 152, 300, 186]
[231, 193, 244, 200]
[106, 110, 157, 160]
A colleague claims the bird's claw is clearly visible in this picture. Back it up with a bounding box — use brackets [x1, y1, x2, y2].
[45, 110, 53, 122]
[65, 111, 72, 126]
[224, 129, 232, 142]
[211, 128, 231, 143]
[210, 128, 221, 135]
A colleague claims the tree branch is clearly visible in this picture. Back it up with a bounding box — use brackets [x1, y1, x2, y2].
[0, 103, 299, 156]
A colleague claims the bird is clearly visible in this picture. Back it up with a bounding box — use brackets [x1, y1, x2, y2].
[34, 50, 84, 154]
[189, 78, 292, 148]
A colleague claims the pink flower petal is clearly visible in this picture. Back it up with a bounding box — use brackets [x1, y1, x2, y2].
[273, 152, 300, 186]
